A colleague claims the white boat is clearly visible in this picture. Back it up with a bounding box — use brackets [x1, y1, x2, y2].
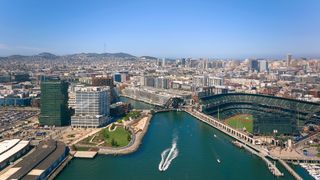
[217, 159, 220, 163]
[214, 134, 217, 138]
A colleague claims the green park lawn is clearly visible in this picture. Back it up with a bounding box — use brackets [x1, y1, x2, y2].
[100, 127, 131, 147]
[224, 114, 253, 134]
[79, 126, 132, 147]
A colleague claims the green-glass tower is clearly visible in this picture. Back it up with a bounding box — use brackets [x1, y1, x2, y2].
[39, 79, 70, 126]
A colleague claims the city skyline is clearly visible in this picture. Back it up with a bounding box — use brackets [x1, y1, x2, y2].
[1, 0, 320, 58]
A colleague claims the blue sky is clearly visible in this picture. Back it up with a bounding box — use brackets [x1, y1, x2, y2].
[0, 0, 320, 58]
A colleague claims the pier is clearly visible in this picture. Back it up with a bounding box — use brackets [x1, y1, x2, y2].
[74, 151, 97, 158]
[278, 159, 303, 180]
[241, 142, 283, 177]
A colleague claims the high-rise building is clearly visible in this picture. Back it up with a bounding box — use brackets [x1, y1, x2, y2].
[114, 73, 121, 82]
[162, 58, 166, 67]
[259, 60, 269, 73]
[287, 54, 292, 67]
[119, 71, 129, 82]
[157, 59, 162, 67]
[208, 77, 224, 86]
[181, 58, 186, 67]
[39, 79, 70, 126]
[155, 77, 169, 89]
[249, 59, 259, 72]
[193, 75, 208, 87]
[144, 76, 155, 87]
[71, 86, 110, 128]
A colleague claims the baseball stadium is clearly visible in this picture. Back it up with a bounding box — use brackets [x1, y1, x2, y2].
[200, 93, 320, 136]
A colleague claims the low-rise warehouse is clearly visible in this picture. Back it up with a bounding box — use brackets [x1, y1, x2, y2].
[0, 139, 30, 170]
[0, 140, 69, 180]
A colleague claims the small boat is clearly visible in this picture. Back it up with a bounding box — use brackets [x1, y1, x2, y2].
[214, 134, 217, 138]
[217, 159, 220, 163]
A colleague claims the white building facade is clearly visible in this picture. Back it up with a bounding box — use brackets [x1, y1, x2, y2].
[71, 86, 110, 128]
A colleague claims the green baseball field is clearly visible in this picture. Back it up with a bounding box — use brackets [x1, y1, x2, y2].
[224, 114, 253, 134]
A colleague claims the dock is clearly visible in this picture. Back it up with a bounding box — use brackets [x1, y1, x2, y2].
[48, 155, 73, 180]
[278, 159, 303, 180]
[74, 151, 97, 158]
[240, 142, 283, 177]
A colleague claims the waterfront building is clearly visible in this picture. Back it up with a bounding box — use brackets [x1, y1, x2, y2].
[71, 86, 110, 128]
[0, 139, 30, 170]
[39, 78, 70, 126]
[1, 140, 68, 180]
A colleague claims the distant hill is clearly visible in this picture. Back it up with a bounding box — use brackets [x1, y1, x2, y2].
[35, 52, 58, 59]
[0, 52, 137, 60]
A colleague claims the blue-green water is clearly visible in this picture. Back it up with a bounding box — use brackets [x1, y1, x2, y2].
[119, 96, 155, 110]
[57, 110, 312, 180]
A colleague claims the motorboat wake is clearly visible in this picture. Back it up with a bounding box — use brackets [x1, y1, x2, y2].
[158, 138, 179, 172]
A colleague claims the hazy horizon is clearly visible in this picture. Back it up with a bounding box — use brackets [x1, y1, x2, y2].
[1, 0, 320, 58]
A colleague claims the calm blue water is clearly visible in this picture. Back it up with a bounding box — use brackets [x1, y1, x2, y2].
[57, 110, 312, 180]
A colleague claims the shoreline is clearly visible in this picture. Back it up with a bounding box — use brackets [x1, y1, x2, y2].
[61, 108, 308, 179]
[120, 94, 164, 107]
[96, 114, 152, 155]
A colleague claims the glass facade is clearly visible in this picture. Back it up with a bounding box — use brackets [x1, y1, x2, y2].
[39, 80, 70, 126]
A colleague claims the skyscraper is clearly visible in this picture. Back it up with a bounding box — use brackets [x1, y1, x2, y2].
[39, 79, 70, 126]
[259, 60, 269, 73]
[249, 59, 259, 72]
[162, 58, 166, 67]
[287, 54, 292, 67]
[71, 86, 110, 128]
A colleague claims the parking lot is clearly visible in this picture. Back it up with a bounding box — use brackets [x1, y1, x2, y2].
[0, 110, 38, 131]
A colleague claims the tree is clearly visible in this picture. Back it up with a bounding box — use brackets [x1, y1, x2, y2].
[111, 138, 118, 147]
[111, 123, 116, 130]
[103, 131, 109, 139]
[127, 134, 131, 142]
